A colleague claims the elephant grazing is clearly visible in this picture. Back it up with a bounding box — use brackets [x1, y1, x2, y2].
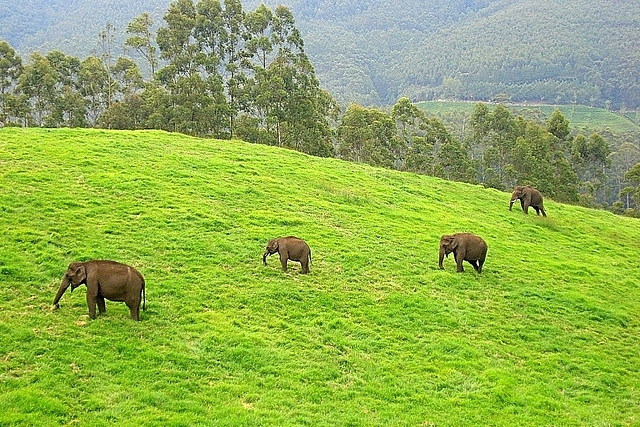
[53, 260, 146, 321]
[439, 233, 487, 273]
[263, 236, 312, 274]
[509, 185, 547, 217]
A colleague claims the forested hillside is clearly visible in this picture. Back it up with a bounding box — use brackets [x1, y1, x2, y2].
[2, 0, 639, 109]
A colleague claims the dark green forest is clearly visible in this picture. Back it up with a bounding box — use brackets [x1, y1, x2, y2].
[0, 0, 639, 215]
[2, 0, 640, 109]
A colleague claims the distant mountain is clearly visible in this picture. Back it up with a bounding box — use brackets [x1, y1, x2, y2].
[2, 0, 639, 109]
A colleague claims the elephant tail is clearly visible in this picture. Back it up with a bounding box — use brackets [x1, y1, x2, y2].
[309, 249, 312, 265]
[142, 280, 146, 311]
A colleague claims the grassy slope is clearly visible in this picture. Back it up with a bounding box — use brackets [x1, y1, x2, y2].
[416, 101, 640, 134]
[0, 128, 639, 426]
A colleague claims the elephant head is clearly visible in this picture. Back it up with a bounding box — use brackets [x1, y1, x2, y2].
[263, 239, 279, 265]
[509, 186, 526, 210]
[52, 262, 87, 308]
[438, 235, 458, 268]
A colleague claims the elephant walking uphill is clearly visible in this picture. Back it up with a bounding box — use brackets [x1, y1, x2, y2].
[509, 185, 547, 217]
[439, 233, 487, 273]
[263, 236, 311, 274]
[53, 260, 146, 321]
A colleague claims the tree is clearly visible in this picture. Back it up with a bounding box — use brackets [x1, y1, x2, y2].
[337, 104, 399, 168]
[18, 52, 58, 126]
[0, 41, 22, 125]
[439, 136, 475, 183]
[609, 142, 640, 208]
[244, 3, 274, 70]
[156, 0, 227, 136]
[78, 56, 109, 126]
[392, 97, 426, 172]
[125, 13, 159, 76]
[98, 22, 118, 111]
[622, 162, 640, 211]
[45, 51, 86, 127]
[546, 109, 570, 141]
[98, 57, 146, 129]
[570, 132, 611, 203]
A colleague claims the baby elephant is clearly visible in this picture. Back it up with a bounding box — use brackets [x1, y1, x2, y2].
[52, 260, 146, 320]
[263, 236, 312, 274]
[509, 185, 547, 217]
[439, 233, 487, 273]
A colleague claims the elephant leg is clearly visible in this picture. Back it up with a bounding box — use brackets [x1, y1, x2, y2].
[477, 258, 484, 274]
[86, 293, 97, 319]
[469, 260, 480, 272]
[523, 203, 529, 214]
[127, 301, 140, 321]
[280, 255, 288, 272]
[541, 208, 547, 217]
[97, 296, 106, 314]
[533, 207, 540, 215]
[455, 253, 464, 272]
[301, 258, 309, 274]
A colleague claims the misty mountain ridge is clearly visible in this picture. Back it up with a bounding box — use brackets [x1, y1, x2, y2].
[1, 0, 639, 108]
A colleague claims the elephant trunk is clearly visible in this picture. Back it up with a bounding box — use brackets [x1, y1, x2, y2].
[438, 248, 446, 269]
[263, 251, 269, 266]
[52, 276, 70, 308]
[509, 199, 516, 211]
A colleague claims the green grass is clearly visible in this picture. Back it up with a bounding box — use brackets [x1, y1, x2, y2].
[1, 127, 639, 426]
[417, 101, 640, 134]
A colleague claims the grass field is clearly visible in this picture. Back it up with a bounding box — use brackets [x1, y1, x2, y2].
[416, 101, 640, 135]
[1, 127, 639, 426]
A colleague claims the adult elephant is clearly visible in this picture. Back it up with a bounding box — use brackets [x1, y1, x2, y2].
[52, 260, 146, 320]
[438, 233, 487, 273]
[263, 236, 312, 274]
[509, 185, 547, 217]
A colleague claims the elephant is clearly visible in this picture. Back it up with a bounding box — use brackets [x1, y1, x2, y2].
[52, 260, 146, 321]
[263, 236, 312, 274]
[438, 233, 487, 273]
[509, 185, 547, 217]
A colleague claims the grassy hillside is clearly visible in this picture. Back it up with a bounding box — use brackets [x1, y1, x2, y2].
[1, 128, 639, 426]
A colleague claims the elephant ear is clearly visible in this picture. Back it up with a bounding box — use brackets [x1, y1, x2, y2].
[449, 237, 459, 250]
[441, 236, 456, 251]
[71, 263, 86, 284]
[267, 239, 279, 252]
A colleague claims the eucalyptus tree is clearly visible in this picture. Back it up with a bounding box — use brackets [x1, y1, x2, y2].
[98, 57, 147, 129]
[620, 162, 640, 213]
[609, 142, 640, 208]
[125, 12, 159, 76]
[254, 52, 337, 156]
[337, 104, 399, 168]
[244, 3, 274, 70]
[192, 0, 244, 137]
[78, 56, 109, 126]
[245, 4, 337, 156]
[482, 104, 520, 188]
[438, 136, 476, 183]
[157, 0, 227, 136]
[0, 41, 22, 124]
[98, 23, 118, 111]
[570, 132, 611, 203]
[18, 52, 59, 126]
[391, 97, 425, 171]
[44, 51, 86, 127]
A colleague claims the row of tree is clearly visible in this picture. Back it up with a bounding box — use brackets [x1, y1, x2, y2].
[338, 100, 639, 217]
[0, 0, 638, 217]
[0, 0, 338, 156]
